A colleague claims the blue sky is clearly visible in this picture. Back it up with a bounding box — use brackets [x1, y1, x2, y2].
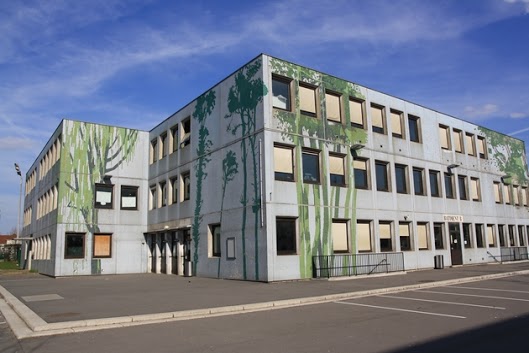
[1, 0, 529, 233]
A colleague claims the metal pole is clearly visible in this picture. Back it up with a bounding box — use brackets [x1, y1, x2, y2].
[17, 176, 22, 238]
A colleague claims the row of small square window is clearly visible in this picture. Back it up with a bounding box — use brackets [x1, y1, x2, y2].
[276, 218, 528, 256]
[149, 173, 191, 210]
[272, 76, 422, 142]
[150, 118, 191, 164]
[439, 125, 487, 158]
[94, 184, 139, 210]
[493, 181, 529, 206]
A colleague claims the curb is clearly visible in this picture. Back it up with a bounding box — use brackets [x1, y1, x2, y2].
[2, 269, 529, 338]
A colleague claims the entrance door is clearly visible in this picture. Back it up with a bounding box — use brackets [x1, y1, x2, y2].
[449, 223, 463, 266]
[150, 235, 157, 273]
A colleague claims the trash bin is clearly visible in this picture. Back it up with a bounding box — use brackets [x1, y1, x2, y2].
[434, 255, 444, 269]
[184, 261, 193, 277]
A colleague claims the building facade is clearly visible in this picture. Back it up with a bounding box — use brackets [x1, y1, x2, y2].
[23, 54, 529, 280]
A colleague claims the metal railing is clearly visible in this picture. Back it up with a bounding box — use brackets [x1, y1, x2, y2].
[312, 252, 405, 278]
[499, 247, 529, 262]
[486, 251, 501, 263]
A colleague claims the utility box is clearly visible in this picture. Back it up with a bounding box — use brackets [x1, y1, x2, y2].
[184, 261, 193, 277]
[434, 255, 444, 269]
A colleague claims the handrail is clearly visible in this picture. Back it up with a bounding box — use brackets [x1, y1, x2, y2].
[369, 258, 388, 275]
[487, 251, 501, 263]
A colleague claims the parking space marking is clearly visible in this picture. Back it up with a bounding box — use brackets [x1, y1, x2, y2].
[379, 295, 505, 310]
[450, 286, 529, 294]
[420, 290, 529, 302]
[334, 301, 466, 319]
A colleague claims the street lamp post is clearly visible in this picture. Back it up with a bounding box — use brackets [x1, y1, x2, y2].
[14, 163, 22, 238]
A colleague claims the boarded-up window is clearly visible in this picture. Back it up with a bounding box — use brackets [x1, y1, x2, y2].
[350, 98, 364, 127]
[274, 145, 294, 181]
[439, 125, 450, 149]
[471, 178, 480, 201]
[494, 182, 502, 203]
[300, 84, 317, 117]
[93, 234, 111, 258]
[417, 223, 428, 250]
[326, 92, 341, 122]
[399, 222, 411, 251]
[487, 225, 495, 247]
[513, 186, 520, 205]
[390, 109, 403, 138]
[332, 221, 348, 253]
[466, 133, 476, 156]
[477, 136, 487, 158]
[357, 220, 372, 252]
[371, 104, 385, 134]
[453, 129, 463, 153]
[504, 184, 511, 204]
[523, 187, 528, 206]
[329, 154, 345, 186]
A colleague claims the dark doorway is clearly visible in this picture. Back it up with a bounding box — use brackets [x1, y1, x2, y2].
[449, 223, 463, 266]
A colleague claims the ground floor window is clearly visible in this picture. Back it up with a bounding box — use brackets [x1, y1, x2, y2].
[379, 221, 392, 252]
[209, 224, 221, 257]
[357, 220, 372, 252]
[276, 217, 297, 255]
[399, 222, 412, 251]
[65, 233, 85, 259]
[434, 223, 444, 249]
[93, 234, 112, 258]
[417, 223, 429, 250]
[487, 225, 496, 247]
[332, 220, 349, 253]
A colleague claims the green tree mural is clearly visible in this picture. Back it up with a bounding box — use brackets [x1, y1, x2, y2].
[218, 150, 238, 277]
[225, 59, 268, 280]
[62, 122, 138, 235]
[192, 90, 216, 275]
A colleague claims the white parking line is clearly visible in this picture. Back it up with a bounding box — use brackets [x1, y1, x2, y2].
[379, 295, 505, 310]
[334, 301, 466, 319]
[450, 286, 529, 294]
[420, 290, 529, 302]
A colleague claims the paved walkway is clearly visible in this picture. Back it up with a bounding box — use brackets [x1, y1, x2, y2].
[1, 262, 528, 338]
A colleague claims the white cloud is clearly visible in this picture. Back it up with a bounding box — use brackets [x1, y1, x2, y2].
[463, 104, 499, 118]
[510, 112, 529, 119]
[503, 0, 529, 13]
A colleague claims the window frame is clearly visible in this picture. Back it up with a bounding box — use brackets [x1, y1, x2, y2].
[170, 125, 179, 153]
[371, 103, 386, 135]
[465, 133, 476, 156]
[439, 125, 450, 150]
[65, 232, 85, 259]
[458, 175, 468, 200]
[299, 83, 317, 118]
[413, 168, 425, 196]
[329, 153, 346, 187]
[399, 222, 412, 251]
[170, 176, 178, 205]
[493, 181, 503, 203]
[390, 109, 404, 138]
[357, 220, 372, 253]
[332, 219, 349, 253]
[276, 217, 297, 255]
[274, 144, 295, 182]
[408, 115, 421, 143]
[429, 170, 441, 197]
[354, 158, 369, 190]
[463, 223, 472, 248]
[395, 164, 408, 194]
[349, 97, 366, 129]
[302, 149, 321, 184]
[182, 172, 191, 201]
[325, 90, 342, 123]
[417, 222, 429, 250]
[477, 136, 487, 159]
[434, 223, 445, 249]
[272, 75, 292, 111]
[379, 221, 393, 252]
[93, 233, 112, 258]
[470, 177, 480, 201]
[160, 132, 168, 159]
[181, 117, 191, 148]
[94, 183, 114, 209]
[452, 128, 464, 153]
[210, 224, 221, 258]
[150, 138, 158, 163]
[120, 185, 138, 210]
[375, 160, 390, 192]
[475, 224, 485, 248]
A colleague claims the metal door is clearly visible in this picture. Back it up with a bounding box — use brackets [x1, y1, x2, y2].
[449, 223, 463, 266]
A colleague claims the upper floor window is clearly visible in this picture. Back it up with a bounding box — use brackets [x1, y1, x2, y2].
[325, 91, 342, 123]
[182, 172, 191, 201]
[522, 187, 528, 206]
[350, 98, 365, 128]
[329, 154, 346, 187]
[181, 117, 191, 148]
[274, 144, 294, 182]
[513, 185, 520, 205]
[160, 181, 167, 207]
[477, 136, 487, 159]
[429, 170, 441, 197]
[150, 139, 158, 163]
[299, 83, 317, 117]
[160, 132, 168, 159]
[504, 184, 511, 204]
[354, 158, 369, 189]
[170, 177, 178, 205]
[149, 185, 157, 210]
[395, 164, 408, 194]
[439, 125, 450, 150]
[453, 129, 464, 153]
[390, 109, 404, 138]
[171, 125, 178, 153]
[413, 168, 425, 196]
[375, 161, 389, 192]
[272, 76, 291, 111]
[493, 181, 502, 203]
[371, 104, 386, 134]
[444, 173, 455, 199]
[95, 183, 113, 209]
[465, 133, 476, 156]
[302, 149, 320, 184]
[458, 175, 468, 200]
[470, 178, 480, 201]
[408, 115, 421, 143]
[121, 186, 138, 210]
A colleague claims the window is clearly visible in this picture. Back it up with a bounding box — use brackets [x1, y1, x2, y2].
[390, 109, 403, 138]
[518, 225, 525, 246]
[160, 181, 167, 207]
[417, 223, 429, 250]
[513, 185, 520, 205]
[493, 182, 502, 203]
[170, 125, 178, 153]
[65, 233, 85, 259]
[149, 185, 157, 210]
[434, 223, 444, 249]
[508, 225, 516, 246]
[302, 149, 320, 184]
[332, 220, 349, 253]
[375, 161, 389, 192]
[93, 234, 112, 258]
[463, 223, 472, 248]
[350, 98, 365, 128]
[160, 132, 168, 158]
[299, 84, 317, 117]
[453, 129, 464, 153]
[439, 125, 450, 150]
[274, 144, 294, 181]
[487, 225, 496, 247]
[429, 170, 441, 197]
[354, 159, 369, 189]
[150, 139, 158, 163]
[522, 187, 528, 206]
[170, 177, 178, 205]
[379, 222, 393, 252]
[95, 184, 113, 209]
[272, 76, 291, 111]
[475, 224, 485, 248]
[399, 222, 412, 251]
[470, 178, 480, 201]
[465, 133, 476, 156]
[371, 104, 386, 134]
[121, 186, 138, 210]
[210, 224, 221, 257]
[408, 115, 421, 143]
[477, 136, 487, 159]
[182, 172, 191, 201]
[276, 217, 297, 255]
[413, 168, 425, 196]
[357, 220, 372, 252]
[325, 91, 341, 123]
[181, 117, 191, 148]
[395, 164, 408, 194]
[498, 225, 506, 247]
[329, 154, 346, 186]
[504, 184, 511, 204]
[458, 175, 468, 200]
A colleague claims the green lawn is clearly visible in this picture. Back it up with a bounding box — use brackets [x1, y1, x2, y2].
[0, 261, 20, 270]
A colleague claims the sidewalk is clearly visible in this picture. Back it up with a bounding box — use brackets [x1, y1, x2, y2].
[1, 262, 528, 338]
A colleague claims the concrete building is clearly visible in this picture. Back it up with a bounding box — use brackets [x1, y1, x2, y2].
[23, 54, 529, 280]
